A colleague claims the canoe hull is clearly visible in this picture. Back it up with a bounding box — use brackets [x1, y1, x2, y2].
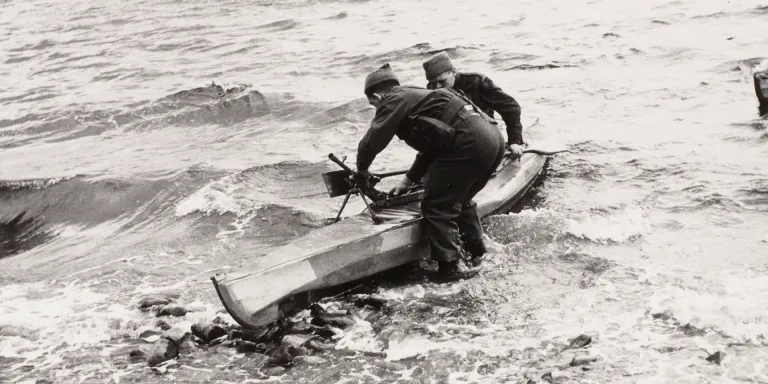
[212, 153, 547, 329]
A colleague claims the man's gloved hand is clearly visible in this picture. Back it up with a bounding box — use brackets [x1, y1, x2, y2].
[507, 143, 524, 158]
[389, 176, 415, 196]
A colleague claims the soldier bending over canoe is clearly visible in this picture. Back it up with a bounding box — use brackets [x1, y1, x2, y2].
[355, 63, 506, 281]
[422, 51, 526, 262]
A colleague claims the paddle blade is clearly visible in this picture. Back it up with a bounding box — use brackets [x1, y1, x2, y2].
[322, 170, 354, 197]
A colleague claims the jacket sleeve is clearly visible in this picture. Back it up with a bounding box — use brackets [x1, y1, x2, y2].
[356, 92, 409, 171]
[479, 76, 524, 145]
[405, 152, 433, 182]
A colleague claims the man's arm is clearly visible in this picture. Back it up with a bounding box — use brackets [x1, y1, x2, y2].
[405, 152, 433, 182]
[479, 76, 524, 145]
[356, 92, 408, 171]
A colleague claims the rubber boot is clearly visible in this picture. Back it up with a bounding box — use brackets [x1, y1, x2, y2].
[463, 238, 487, 267]
[432, 260, 480, 283]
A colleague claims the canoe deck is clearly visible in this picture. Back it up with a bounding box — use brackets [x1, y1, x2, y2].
[212, 153, 547, 329]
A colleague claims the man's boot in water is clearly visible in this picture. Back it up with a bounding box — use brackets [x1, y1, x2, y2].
[432, 260, 480, 282]
[463, 239, 487, 267]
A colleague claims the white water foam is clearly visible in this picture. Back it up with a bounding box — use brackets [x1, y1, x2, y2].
[566, 206, 651, 244]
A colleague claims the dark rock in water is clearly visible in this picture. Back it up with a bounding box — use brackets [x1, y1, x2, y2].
[242, 327, 269, 342]
[311, 315, 355, 329]
[138, 297, 171, 309]
[228, 329, 243, 340]
[315, 324, 344, 339]
[679, 323, 706, 336]
[477, 361, 500, 375]
[568, 334, 592, 349]
[139, 329, 161, 339]
[236, 340, 260, 353]
[706, 351, 725, 365]
[264, 324, 284, 342]
[129, 349, 147, 363]
[570, 354, 599, 366]
[267, 344, 295, 366]
[178, 339, 197, 354]
[265, 366, 287, 376]
[355, 296, 386, 309]
[291, 346, 309, 357]
[191, 324, 227, 344]
[309, 303, 326, 316]
[155, 320, 172, 331]
[156, 305, 188, 318]
[652, 311, 673, 321]
[375, 360, 406, 371]
[288, 321, 316, 334]
[306, 339, 332, 352]
[147, 338, 179, 366]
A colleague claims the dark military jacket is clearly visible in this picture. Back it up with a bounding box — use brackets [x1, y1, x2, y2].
[356, 86, 461, 181]
[431, 72, 524, 145]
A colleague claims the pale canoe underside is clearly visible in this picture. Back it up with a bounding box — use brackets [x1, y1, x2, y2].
[212, 153, 548, 329]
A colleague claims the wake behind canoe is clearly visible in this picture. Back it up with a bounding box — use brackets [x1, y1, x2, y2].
[212, 152, 548, 329]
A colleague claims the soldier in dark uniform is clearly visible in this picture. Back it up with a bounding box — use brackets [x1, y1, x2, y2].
[422, 51, 525, 261]
[355, 63, 506, 281]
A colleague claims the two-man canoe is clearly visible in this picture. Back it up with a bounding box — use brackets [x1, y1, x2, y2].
[212, 150, 550, 329]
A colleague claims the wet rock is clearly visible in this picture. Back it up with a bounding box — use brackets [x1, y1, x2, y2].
[281, 334, 311, 348]
[155, 320, 172, 331]
[355, 296, 386, 309]
[375, 361, 406, 371]
[129, 349, 147, 363]
[264, 366, 287, 376]
[163, 325, 191, 345]
[294, 355, 327, 365]
[315, 324, 345, 339]
[652, 311, 673, 320]
[477, 361, 500, 375]
[568, 334, 592, 349]
[306, 339, 332, 352]
[211, 314, 238, 329]
[267, 344, 295, 366]
[309, 303, 326, 316]
[288, 321, 316, 334]
[178, 339, 197, 354]
[156, 305, 188, 318]
[679, 323, 706, 336]
[541, 370, 570, 383]
[242, 327, 268, 342]
[147, 338, 179, 366]
[291, 347, 309, 357]
[236, 340, 260, 353]
[139, 297, 171, 309]
[288, 309, 312, 322]
[705, 351, 725, 365]
[139, 328, 161, 339]
[311, 315, 355, 330]
[191, 324, 227, 344]
[570, 354, 599, 366]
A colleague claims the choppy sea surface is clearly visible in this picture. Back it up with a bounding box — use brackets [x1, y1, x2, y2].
[2, 0, 768, 383]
